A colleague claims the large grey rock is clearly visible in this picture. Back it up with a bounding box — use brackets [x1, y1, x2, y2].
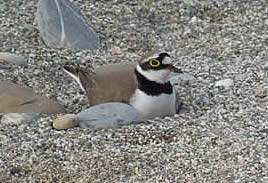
[1, 113, 41, 125]
[0, 81, 65, 114]
[0, 52, 27, 66]
[36, 0, 99, 50]
[78, 103, 143, 129]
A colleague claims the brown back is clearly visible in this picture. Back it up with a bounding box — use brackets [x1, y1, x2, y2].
[82, 64, 138, 106]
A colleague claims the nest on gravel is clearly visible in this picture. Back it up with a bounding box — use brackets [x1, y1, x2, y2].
[0, 0, 268, 182]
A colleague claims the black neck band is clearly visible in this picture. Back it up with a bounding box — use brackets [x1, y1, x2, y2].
[135, 69, 173, 96]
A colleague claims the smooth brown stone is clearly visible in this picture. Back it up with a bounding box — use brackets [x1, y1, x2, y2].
[53, 114, 79, 130]
[0, 81, 65, 114]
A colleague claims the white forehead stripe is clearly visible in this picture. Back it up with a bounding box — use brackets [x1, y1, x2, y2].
[162, 56, 172, 64]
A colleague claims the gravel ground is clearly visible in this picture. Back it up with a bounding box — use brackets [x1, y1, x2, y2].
[1, 0, 268, 182]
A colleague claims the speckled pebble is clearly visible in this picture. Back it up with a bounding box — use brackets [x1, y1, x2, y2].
[1, 113, 40, 125]
[255, 88, 268, 98]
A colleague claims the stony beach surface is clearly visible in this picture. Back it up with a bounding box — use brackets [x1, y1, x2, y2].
[1, 0, 268, 182]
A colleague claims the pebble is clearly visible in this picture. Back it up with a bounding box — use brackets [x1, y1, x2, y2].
[215, 79, 234, 89]
[36, 0, 99, 50]
[1, 113, 40, 125]
[255, 88, 268, 98]
[111, 45, 122, 55]
[53, 114, 79, 130]
[78, 103, 143, 128]
[0, 52, 27, 66]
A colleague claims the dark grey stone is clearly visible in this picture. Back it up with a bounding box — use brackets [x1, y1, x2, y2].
[36, 0, 99, 50]
[78, 103, 143, 129]
[0, 64, 9, 70]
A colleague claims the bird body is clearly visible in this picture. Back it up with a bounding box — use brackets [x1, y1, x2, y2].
[64, 52, 181, 120]
[129, 86, 176, 120]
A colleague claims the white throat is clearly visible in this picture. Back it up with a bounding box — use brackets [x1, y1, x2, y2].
[136, 65, 170, 84]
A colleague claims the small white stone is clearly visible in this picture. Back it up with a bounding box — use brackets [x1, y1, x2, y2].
[215, 79, 234, 89]
[191, 16, 197, 22]
[200, 121, 206, 126]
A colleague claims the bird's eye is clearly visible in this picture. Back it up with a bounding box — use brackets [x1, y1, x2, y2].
[149, 58, 161, 67]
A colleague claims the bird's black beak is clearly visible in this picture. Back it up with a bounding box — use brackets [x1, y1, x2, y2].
[168, 65, 183, 73]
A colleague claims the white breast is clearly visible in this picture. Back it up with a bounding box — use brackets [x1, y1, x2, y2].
[129, 88, 176, 120]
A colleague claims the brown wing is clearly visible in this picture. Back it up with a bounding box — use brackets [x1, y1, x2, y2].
[87, 64, 137, 106]
[77, 67, 96, 91]
[64, 64, 138, 106]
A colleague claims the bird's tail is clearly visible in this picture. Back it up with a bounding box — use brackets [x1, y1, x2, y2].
[63, 65, 96, 91]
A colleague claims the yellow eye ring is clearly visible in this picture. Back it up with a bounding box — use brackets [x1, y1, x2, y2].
[149, 59, 161, 67]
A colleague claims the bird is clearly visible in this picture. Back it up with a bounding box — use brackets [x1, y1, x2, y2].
[63, 52, 182, 120]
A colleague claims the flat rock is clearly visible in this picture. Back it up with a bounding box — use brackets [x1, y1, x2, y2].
[1, 113, 40, 125]
[0, 52, 27, 66]
[36, 0, 99, 50]
[78, 103, 143, 129]
[215, 79, 234, 89]
[53, 114, 79, 130]
[0, 81, 65, 114]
